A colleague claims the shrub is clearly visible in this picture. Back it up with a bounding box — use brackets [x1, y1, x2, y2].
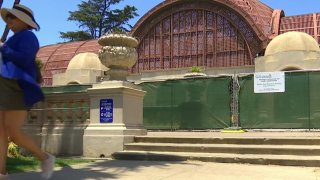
[8, 142, 22, 158]
[191, 66, 203, 73]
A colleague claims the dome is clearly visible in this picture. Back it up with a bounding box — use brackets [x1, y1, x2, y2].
[265, 31, 320, 56]
[37, 40, 101, 86]
[67, 52, 106, 70]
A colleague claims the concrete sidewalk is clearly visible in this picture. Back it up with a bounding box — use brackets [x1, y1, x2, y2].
[8, 131, 320, 180]
[8, 159, 320, 180]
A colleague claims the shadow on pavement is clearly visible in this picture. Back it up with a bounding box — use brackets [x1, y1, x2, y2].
[9, 159, 195, 180]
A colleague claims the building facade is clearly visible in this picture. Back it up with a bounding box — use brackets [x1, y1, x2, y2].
[37, 0, 320, 86]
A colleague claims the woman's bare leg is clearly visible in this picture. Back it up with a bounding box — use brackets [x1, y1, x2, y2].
[4, 110, 46, 161]
[0, 111, 8, 174]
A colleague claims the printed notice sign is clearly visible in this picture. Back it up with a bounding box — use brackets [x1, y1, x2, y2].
[254, 72, 285, 93]
[100, 99, 113, 123]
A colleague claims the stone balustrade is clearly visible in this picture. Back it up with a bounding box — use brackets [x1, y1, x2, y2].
[24, 85, 91, 156]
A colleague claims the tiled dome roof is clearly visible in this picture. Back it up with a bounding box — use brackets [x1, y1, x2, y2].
[228, 0, 274, 37]
[37, 40, 101, 86]
[279, 13, 320, 44]
[132, 0, 274, 41]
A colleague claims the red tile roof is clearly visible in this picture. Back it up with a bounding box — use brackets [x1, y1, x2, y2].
[280, 13, 320, 44]
[37, 40, 101, 86]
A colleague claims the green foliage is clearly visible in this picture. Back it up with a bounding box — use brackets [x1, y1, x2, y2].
[35, 59, 44, 83]
[35, 59, 43, 70]
[7, 156, 94, 173]
[111, 27, 127, 34]
[191, 66, 203, 73]
[61, 0, 138, 42]
[7, 142, 21, 158]
[60, 31, 92, 42]
[7, 157, 39, 173]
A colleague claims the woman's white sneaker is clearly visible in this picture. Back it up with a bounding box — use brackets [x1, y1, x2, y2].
[0, 173, 9, 180]
[41, 153, 55, 179]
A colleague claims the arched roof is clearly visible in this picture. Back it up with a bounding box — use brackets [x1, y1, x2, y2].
[37, 40, 101, 86]
[131, 0, 274, 42]
[279, 13, 320, 44]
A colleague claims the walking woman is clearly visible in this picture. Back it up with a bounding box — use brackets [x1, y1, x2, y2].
[0, 4, 55, 180]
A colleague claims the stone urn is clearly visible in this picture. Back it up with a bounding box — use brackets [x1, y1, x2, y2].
[98, 33, 139, 81]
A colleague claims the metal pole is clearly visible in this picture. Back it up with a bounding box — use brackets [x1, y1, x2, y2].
[1, 0, 20, 42]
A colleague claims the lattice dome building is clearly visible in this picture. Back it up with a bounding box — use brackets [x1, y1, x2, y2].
[37, 0, 320, 86]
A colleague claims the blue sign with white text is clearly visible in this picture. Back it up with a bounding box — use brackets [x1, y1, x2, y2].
[100, 99, 113, 123]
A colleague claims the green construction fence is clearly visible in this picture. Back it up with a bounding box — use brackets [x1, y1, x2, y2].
[139, 77, 232, 130]
[239, 71, 320, 129]
[138, 71, 320, 130]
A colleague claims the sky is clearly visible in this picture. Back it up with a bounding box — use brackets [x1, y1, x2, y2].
[0, 0, 319, 46]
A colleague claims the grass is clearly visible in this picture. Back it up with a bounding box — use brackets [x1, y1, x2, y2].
[7, 156, 94, 173]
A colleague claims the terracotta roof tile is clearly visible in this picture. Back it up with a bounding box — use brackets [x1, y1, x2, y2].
[280, 13, 320, 44]
[37, 40, 101, 86]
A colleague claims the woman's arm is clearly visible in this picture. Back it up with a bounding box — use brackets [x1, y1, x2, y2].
[0, 31, 39, 69]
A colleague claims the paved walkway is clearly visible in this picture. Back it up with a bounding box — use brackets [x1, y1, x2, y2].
[8, 131, 320, 180]
[8, 159, 320, 180]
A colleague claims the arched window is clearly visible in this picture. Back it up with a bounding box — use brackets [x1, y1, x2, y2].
[131, 2, 267, 74]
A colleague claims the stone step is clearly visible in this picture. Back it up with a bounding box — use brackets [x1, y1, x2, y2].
[113, 135, 320, 167]
[124, 143, 320, 156]
[134, 136, 320, 145]
[112, 151, 320, 167]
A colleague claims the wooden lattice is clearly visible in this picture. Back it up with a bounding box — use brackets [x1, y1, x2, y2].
[131, 1, 268, 73]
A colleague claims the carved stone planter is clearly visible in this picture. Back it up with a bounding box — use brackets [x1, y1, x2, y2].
[98, 33, 138, 81]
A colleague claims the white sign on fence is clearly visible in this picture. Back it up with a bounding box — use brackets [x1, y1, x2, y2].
[254, 72, 285, 93]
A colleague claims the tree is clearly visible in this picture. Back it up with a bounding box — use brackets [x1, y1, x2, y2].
[60, 31, 92, 42]
[35, 59, 44, 84]
[60, 0, 138, 42]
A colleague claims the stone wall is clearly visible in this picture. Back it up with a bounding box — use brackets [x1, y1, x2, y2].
[24, 85, 91, 156]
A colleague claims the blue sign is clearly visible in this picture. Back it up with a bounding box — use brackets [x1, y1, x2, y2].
[100, 99, 113, 123]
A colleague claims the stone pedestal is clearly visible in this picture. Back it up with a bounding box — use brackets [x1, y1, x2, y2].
[83, 81, 147, 157]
